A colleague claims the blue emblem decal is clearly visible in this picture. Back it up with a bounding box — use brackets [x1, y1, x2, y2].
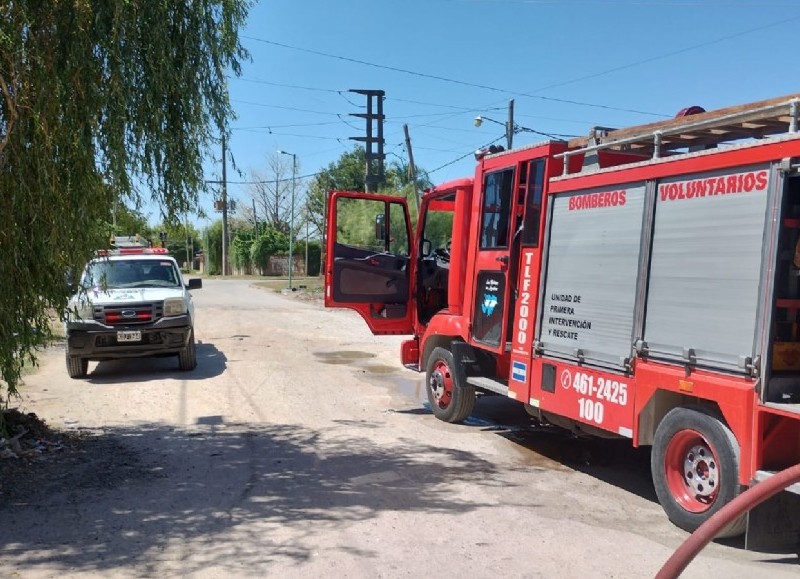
[482, 293, 498, 315]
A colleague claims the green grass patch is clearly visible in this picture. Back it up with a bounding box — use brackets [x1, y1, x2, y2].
[252, 276, 324, 294]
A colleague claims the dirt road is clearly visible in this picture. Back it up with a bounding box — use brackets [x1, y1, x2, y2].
[1, 279, 797, 578]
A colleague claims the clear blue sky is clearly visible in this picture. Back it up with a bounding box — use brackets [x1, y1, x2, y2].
[179, 0, 800, 230]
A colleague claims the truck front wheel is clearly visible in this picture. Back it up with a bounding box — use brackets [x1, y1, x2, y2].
[425, 346, 475, 423]
[178, 330, 197, 371]
[66, 352, 88, 379]
[651, 407, 746, 537]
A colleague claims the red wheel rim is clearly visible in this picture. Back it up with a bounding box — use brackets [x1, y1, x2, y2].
[663, 429, 720, 513]
[429, 359, 454, 409]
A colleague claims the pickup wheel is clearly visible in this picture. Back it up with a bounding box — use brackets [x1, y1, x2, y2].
[425, 346, 475, 423]
[651, 407, 746, 538]
[66, 352, 88, 379]
[178, 329, 197, 371]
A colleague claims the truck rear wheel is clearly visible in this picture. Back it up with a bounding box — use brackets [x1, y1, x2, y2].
[425, 346, 475, 423]
[178, 330, 197, 371]
[66, 352, 88, 379]
[651, 407, 746, 538]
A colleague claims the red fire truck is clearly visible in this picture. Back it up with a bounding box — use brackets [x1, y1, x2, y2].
[325, 93, 800, 547]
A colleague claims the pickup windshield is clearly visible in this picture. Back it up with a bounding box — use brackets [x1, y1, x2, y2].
[82, 259, 182, 289]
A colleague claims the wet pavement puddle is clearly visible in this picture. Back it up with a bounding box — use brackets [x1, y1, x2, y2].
[314, 350, 399, 376]
[314, 350, 376, 365]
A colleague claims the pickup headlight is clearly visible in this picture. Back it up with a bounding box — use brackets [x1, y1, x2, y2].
[163, 297, 188, 317]
[67, 301, 94, 321]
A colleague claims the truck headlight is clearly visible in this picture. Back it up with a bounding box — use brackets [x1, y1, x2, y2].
[163, 298, 188, 317]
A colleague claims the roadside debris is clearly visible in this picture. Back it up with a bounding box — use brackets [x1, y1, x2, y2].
[0, 409, 67, 460]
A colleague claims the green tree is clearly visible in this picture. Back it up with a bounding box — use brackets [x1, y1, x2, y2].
[305, 147, 432, 272]
[0, 1, 251, 415]
[154, 220, 203, 268]
[112, 203, 154, 242]
[230, 234, 252, 273]
[204, 221, 224, 276]
[292, 240, 322, 276]
[305, 147, 368, 241]
[250, 227, 289, 274]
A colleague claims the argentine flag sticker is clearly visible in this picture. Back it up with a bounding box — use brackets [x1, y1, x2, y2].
[512, 361, 527, 383]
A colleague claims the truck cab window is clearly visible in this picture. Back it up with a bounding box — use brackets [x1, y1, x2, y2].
[522, 159, 546, 247]
[331, 195, 411, 310]
[419, 195, 455, 323]
[335, 197, 409, 255]
[479, 169, 514, 249]
[388, 201, 410, 256]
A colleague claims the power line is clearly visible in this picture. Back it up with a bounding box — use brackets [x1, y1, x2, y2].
[259, 132, 343, 141]
[242, 36, 664, 117]
[243, 10, 800, 119]
[232, 121, 342, 131]
[207, 171, 322, 186]
[231, 76, 341, 93]
[428, 138, 505, 174]
[231, 99, 341, 116]
[336, 113, 363, 132]
[390, 96, 503, 112]
[337, 91, 363, 108]
[531, 13, 800, 93]
[233, 76, 501, 115]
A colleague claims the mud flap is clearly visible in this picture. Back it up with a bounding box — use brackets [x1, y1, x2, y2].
[449, 341, 490, 390]
[746, 490, 800, 552]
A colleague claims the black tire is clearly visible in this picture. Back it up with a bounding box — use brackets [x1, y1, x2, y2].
[425, 346, 475, 423]
[178, 330, 197, 371]
[66, 352, 88, 379]
[651, 407, 746, 538]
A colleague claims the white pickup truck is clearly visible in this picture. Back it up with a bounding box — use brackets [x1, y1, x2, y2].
[65, 245, 202, 378]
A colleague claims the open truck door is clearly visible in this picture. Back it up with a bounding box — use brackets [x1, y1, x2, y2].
[469, 166, 520, 352]
[325, 191, 414, 335]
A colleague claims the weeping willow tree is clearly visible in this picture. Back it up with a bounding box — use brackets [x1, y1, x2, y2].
[0, 1, 250, 410]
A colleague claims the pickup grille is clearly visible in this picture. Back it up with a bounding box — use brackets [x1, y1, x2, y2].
[93, 302, 163, 325]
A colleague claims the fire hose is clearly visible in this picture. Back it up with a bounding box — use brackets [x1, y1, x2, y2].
[657, 463, 800, 578]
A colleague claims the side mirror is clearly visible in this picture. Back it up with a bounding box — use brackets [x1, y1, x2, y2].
[375, 213, 385, 242]
[187, 278, 203, 290]
[421, 239, 432, 257]
[65, 268, 78, 294]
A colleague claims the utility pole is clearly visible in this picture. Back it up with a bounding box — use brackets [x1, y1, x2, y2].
[403, 124, 419, 211]
[348, 89, 385, 193]
[274, 177, 280, 224]
[252, 198, 258, 237]
[278, 150, 297, 289]
[221, 134, 229, 276]
[305, 202, 309, 277]
[507, 99, 515, 150]
[184, 213, 190, 272]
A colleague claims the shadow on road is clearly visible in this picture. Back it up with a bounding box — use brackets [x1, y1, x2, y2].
[473, 394, 658, 504]
[0, 419, 500, 575]
[398, 393, 658, 506]
[85, 341, 227, 384]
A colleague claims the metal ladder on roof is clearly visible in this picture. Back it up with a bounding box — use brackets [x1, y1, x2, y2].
[558, 93, 800, 176]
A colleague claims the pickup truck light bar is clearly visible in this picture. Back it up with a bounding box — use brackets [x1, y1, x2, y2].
[95, 247, 170, 257]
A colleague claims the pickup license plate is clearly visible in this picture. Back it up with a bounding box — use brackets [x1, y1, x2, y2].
[117, 330, 142, 343]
